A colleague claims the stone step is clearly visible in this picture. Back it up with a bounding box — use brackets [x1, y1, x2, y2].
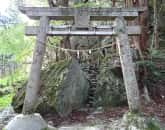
[52, 125, 106, 130]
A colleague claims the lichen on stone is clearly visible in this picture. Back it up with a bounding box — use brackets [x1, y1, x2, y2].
[121, 112, 163, 130]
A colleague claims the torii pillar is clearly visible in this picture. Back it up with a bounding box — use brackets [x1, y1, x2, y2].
[115, 17, 140, 112]
[23, 16, 49, 114]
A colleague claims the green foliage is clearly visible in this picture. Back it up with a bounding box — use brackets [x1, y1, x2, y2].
[0, 93, 13, 110]
[149, 49, 165, 60]
[146, 119, 161, 130]
[0, 68, 28, 87]
[0, 24, 34, 109]
[0, 24, 34, 62]
[0, 24, 34, 85]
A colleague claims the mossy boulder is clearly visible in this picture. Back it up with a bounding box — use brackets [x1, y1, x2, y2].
[55, 58, 90, 117]
[12, 59, 89, 117]
[110, 112, 164, 130]
[95, 55, 127, 107]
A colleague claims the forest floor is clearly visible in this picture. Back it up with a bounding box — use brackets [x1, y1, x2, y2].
[44, 98, 165, 127]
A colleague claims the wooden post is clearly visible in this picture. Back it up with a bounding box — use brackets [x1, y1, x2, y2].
[115, 17, 140, 112]
[23, 16, 49, 114]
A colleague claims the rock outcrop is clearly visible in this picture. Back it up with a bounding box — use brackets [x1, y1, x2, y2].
[12, 59, 90, 117]
[55, 58, 89, 117]
[95, 56, 127, 107]
[0, 106, 16, 129]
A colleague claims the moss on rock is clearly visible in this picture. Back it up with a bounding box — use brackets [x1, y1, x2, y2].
[12, 59, 89, 117]
[95, 55, 127, 107]
[121, 112, 163, 130]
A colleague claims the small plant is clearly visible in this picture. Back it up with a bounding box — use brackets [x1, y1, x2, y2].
[146, 118, 161, 130]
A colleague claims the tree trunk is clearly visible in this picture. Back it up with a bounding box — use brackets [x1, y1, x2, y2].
[139, 0, 149, 50]
[153, 0, 159, 49]
[48, 0, 69, 7]
[48, 0, 57, 7]
[22, 16, 49, 114]
[115, 17, 141, 113]
[48, 0, 70, 61]
[125, 0, 149, 51]
[111, 0, 116, 7]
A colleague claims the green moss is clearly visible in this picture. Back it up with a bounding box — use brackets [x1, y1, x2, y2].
[12, 59, 72, 113]
[41, 59, 71, 107]
[95, 55, 126, 107]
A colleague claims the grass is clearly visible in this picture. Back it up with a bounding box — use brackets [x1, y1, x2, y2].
[0, 93, 13, 110]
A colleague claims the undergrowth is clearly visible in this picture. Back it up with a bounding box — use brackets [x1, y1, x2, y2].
[0, 93, 13, 110]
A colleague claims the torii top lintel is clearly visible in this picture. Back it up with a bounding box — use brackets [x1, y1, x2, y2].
[19, 6, 145, 20]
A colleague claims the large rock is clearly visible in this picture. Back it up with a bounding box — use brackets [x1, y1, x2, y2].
[0, 106, 16, 128]
[95, 56, 127, 107]
[4, 114, 48, 130]
[55, 58, 89, 117]
[12, 59, 89, 117]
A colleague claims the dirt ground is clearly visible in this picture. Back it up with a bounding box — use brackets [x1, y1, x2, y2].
[43, 98, 165, 127]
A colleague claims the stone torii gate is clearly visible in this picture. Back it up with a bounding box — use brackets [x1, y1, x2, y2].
[19, 6, 145, 114]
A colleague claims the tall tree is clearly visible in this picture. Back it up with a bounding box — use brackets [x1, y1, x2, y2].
[125, 0, 149, 51]
[153, 0, 159, 49]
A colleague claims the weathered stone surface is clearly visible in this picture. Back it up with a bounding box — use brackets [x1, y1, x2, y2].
[55, 58, 89, 117]
[19, 7, 140, 20]
[0, 106, 16, 129]
[4, 114, 48, 130]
